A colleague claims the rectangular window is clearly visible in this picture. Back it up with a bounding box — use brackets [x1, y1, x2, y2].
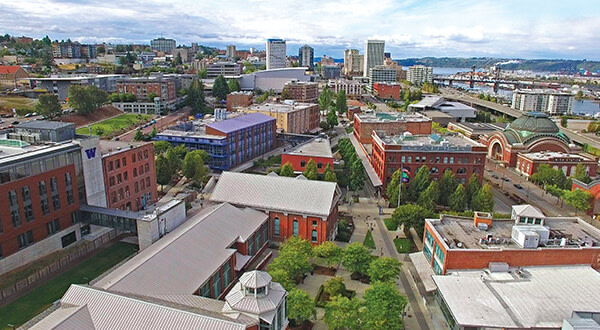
[122, 157, 127, 166]
[317, 163, 323, 169]
[50, 177, 60, 211]
[200, 282, 210, 297]
[65, 173, 74, 205]
[145, 164, 149, 173]
[312, 230, 318, 242]
[443, 157, 448, 164]
[134, 182, 139, 193]
[123, 172, 128, 181]
[108, 161, 113, 171]
[21, 186, 34, 222]
[9, 190, 21, 227]
[115, 159, 120, 169]
[312, 220, 318, 226]
[109, 177, 115, 186]
[18, 230, 34, 249]
[117, 174, 122, 184]
[212, 271, 222, 297]
[401, 156, 406, 163]
[144, 150, 148, 159]
[145, 177, 150, 188]
[300, 161, 306, 167]
[47, 219, 60, 236]
[131, 154, 136, 163]
[450, 157, 454, 164]
[133, 168, 137, 177]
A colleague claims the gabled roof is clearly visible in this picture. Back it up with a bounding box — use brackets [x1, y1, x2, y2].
[207, 113, 275, 134]
[94, 203, 267, 296]
[30, 305, 95, 330]
[512, 204, 545, 219]
[210, 172, 341, 218]
[0, 65, 23, 74]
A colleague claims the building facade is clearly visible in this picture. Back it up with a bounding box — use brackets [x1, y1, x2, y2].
[116, 77, 177, 110]
[363, 40, 385, 77]
[207, 62, 242, 78]
[371, 131, 487, 189]
[331, 78, 365, 99]
[150, 37, 176, 53]
[283, 81, 318, 103]
[367, 65, 396, 92]
[281, 138, 333, 174]
[227, 91, 253, 111]
[515, 151, 597, 177]
[353, 112, 432, 144]
[241, 102, 320, 134]
[407, 65, 433, 85]
[343, 49, 364, 76]
[321, 65, 341, 79]
[298, 45, 314, 70]
[373, 82, 401, 100]
[266, 39, 286, 70]
[226, 44, 237, 58]
[0, 65, 29, 88]
[100, 141, 157, 212]
[512, 89, 574, 115]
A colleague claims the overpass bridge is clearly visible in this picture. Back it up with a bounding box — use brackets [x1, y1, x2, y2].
[433, 75, 550, 92]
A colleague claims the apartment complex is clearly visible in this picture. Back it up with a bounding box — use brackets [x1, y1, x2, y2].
[512, 89, 574, 115]
[330, 78, 365, 99]
[51, 41, 97, 59]
[515, 151, 597, 177]
[281, 138, 334, 174]
[211, 172, 341, 245]
[226, 44, 236, 58]
[156, 113, 276, 171]
[241, 102, 320, 134]
[34, 74, 124, 102]
[371, 131, 486, 188]
[116, 76, 177, 109]
[367, 65, 396, 92]
[100, 141, 157, 212]
[353, 111, 432, 144]
[373, 82, 402, 100]
[298, 44, 314, 70]
[407, 65, 433, 85]
[207, 62, 242, 78]
[266, 39, 286, 70]
[343, 49, 364, 76]
[321, 65, 341, 79]
[363, 40, 385, 77]
[283, 81, 319, 102]
[150, 37, 176, 53]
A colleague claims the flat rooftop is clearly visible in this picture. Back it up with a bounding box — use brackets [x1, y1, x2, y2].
[355, 111, 431, 123]
[433, 265, 600, 329]
[429, 215, 600, 250]
[518, 151, 595, 161]
[99, 140, 149, 157]
[284, 137, 332, 158]
[244, 102, 317, 113]
[0, 139, 79, 163]
[449, 121, 507, 132]
[374, 132, 485, 150]
[16, 121, 74, 130]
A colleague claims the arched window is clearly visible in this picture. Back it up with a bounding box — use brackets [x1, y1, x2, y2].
[293, 220, 299, 236]
[430, 167, 439, 174]
[311, 230, 318, 242]
[274, 218, 280, 237]
[457, 167, 466, 174]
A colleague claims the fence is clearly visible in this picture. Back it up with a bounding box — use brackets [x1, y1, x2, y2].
[0, 230, 117, 306]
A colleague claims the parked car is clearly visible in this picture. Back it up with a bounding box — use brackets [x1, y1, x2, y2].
[491, 174, 499, 179]
[513, 184, 523, 189]
[502, 177, 510, 182]
[12, 120, 20, 125]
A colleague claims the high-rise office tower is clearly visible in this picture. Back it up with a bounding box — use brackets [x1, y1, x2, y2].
[344, 49, 364, 76]
[363, 40, 385, 77]
[298, 44, 314, 70]
[150, 37, 176, 53]
[266, 39, 286, 70]
[226, 45, 236, 58]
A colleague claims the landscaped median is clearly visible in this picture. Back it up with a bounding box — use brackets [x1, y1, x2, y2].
[0, 242, 138, 329]
[75, 113, 151, 137]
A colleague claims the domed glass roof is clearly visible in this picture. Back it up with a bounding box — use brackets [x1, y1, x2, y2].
[501, 112, 570, 146]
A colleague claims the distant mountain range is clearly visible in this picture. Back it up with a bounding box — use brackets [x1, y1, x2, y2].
[331, 57, 600, 72]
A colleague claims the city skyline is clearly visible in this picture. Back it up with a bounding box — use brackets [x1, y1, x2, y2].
[1, 0, 600, 60]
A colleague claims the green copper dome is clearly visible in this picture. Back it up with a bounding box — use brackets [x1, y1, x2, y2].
[502, 112, 570, 146]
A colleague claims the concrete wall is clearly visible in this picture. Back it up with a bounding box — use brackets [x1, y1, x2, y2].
[137, 200, 187, 250]
[75, 137, 107, 208]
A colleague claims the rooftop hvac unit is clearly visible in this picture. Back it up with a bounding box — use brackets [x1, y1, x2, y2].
[512, 225, 549, 248]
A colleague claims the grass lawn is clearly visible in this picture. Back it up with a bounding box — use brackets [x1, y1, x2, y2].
[0, 242, 138, 329]
[76, 113, 150, 136]
[0, 96, 36, 112]
[384, 218, 397, 231]
[393, 238, 414, 254]
[364, 230, 376, 249]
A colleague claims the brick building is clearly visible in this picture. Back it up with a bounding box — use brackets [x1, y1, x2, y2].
[421, 205, 600, 275]
[210, 172, 341, 245]
[515, 151, 597, 177]
[353, 112, 432, 144]
[282, 81, 319, 103]
[281, 137, 333, 174]
[226, 91, 253, 111]
[100, 141, 157, 211]
[373, 82, 401, 100]
[241, 102, 320, 134]
[0, 65, 29, 88]
[371, 131, 486, 189]
[116, 77, 177, 109]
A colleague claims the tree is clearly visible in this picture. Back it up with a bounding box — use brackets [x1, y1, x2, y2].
[335, 90, 347, 115]
[341, 242, 373, 276]
[166, 148, 182, 172]
[349, 156, 365, 191]
[287, 289, 315, 326]
[155, 154, 173, 191]
[386, 169, 404, 207]
[368, 257, 402, 283]
[153, 141, 172, 155]
[319, 86, 334, 113]
[323, 163, 337, 182]
[147, 92, 158, 102]
[68, 85, 107, 114]
[564, 189, 593, 214]
[186, 80, 207, 115]
[561, 116, 568, 128]
[406, 165, 430, 202]
[268, 237, 313, 282]
[227, 79, 241, 92]
[268, 268, 295, 291]
[303, 159, 318, 180]
[574, 163, 592, 184]
[324, 295, 362, 330]
[327, 109, 338, 128]
[465, 174, 481, 209]
[182, 150, 209, 186]
[531, 164, 569, 189]
[280, 162, 295, 177]
[212, 74, 229, 100]
[392, 204, 434, 236]
[449, 184, 467, 212]
[313, 241, 343, 268]
[324, 277, 346, 297]
[134, 129, 144, 141]
[471, 184, 494, 212]
[319, 121, 331, 131]
[363, 281, 408, 330]
[546, 184, 566, 204]
[172, 145, 189, 161]
[35, 93, 61, 119]
[281, 88, 292, 100]
[174, 52, 183, 65]
[439, 169, 458, 206]
[417, 181, 439, 212]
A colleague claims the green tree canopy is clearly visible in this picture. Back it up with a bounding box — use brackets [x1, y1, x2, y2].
[323, 276, 346, 297]
[166, 148, 182, 172]
[134, 129, 144, 141]
[471, 183, 494, 212]
[449, 184, 467, 212]
[155, 154, 174, 191]
[172, 145, 189, 160]
[68, 85, 108, 114]
[212, 74, 229, 100]
[367, 257, 402, 283]
[186, 80, 207, 115]
[342, 242, 373, 276]
[417, 180, 439, 212]
[465, 174, 482, 209]
[35, 93, 62, 119]
[319, 86, 334, 113]
[439, 169, 458, 206]
[182, 150, 209, 186]
[323, 163, 337, 182]
[327, 110, 338, 128]
[153, 141, 172, 155]
[287, 289, 316, 326]
[268, 268, 295, 291]
[313, 241, 343, 268]
[303, 159, 318, 180]
[324, 295, 362, 330]
[268, 237, 313, 281]
[407, 165, 431, 202]
[362, 281, 408, 330]
[335, 90, 348, 115]
[280, 162, 295, 177]
[531, 164, 569, 189]
[227, 79, 241, 92]
[574, 163, 592, 184]
[392, 204, 435, 236]
[564, 189, 593, 214]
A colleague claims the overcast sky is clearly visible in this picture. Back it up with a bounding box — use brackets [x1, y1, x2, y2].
[2, 0, 599, 60]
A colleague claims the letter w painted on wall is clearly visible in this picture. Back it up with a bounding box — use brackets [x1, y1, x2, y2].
[85, 148, 96, 159]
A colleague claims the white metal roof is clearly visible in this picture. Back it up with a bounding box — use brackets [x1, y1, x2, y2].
[433, 266, 600, 329]
[284, 137, 333, 158]
[512, 204, 545, 219]
[224, 281, 287, 318]
[210, 172, 341, 218]
[239, 271, 272, 289]
[37, 285, 250, 330]
[30, 305, 95, 330]
[94, 203, 267, 296]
